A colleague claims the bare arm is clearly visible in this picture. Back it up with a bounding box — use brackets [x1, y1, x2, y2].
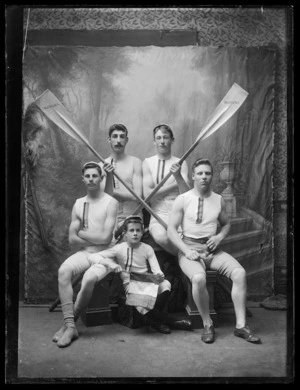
[103, 162, 114, 196]
[167, 196, 200, 261]
[131, 157, 143, 199]
[142, 159, 156, 199]
[206, 197, 231, 252]
[114, 157, 142, 202]
[68, 205, 94, 251]
[92, 256, 122, 273]
[88, 247, 122, 273]
[170, 161, 190, 194]
[146, 246, 164, 282]
[78, 198, 118, 245]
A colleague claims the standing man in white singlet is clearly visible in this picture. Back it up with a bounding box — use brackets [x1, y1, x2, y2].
[168, 158, 261, 344]
[52, 162, 119, 348]
[102, 124, 143, 231]
[142, 124, 190, 255]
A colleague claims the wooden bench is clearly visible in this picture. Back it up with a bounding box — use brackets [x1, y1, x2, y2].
[81, 268, 219, 329]
[80, 273, 116, 327]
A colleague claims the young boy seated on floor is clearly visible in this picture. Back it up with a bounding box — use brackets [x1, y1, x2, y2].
[88, 215, 192, 334]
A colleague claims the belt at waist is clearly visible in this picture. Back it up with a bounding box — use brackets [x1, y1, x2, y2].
[182, 236, 209, 244]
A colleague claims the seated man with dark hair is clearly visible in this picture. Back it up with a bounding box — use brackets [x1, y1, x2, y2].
[52, 161, 119, 348]
[168, 158, 262, 344]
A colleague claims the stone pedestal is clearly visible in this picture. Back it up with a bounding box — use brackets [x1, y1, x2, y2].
[182, 270, 218, 329]
[222, 193, 237, 218]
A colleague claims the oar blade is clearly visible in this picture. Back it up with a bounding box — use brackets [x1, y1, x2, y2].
[197, 83, 248, 141]
[35, 89, 87, 144]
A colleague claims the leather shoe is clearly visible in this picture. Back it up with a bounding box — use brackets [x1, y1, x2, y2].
[150, 322, 171, 334]
[234, 325, 261, 344]
[201, 325, 215, 343]
[170, 319, 192, 331]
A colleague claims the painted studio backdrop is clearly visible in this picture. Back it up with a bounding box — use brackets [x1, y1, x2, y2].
[22, 45, 275, 303]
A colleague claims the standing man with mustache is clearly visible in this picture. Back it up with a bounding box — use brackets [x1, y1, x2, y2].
[103, 124, 143, 231]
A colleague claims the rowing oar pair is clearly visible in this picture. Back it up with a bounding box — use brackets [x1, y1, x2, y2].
[35, 83, 248, 312]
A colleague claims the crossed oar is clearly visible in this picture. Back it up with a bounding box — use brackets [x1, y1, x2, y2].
[35, 84, 248, 312]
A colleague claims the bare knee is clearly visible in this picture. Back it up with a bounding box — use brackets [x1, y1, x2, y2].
[231, 267, 246, 284]
[152, 232, 168, 248]
[150, 225, 168, 245]
[161, 279, 171, 291]
[81, 270, 99, 291]
[191, 273, 206, 289]
[58, 264, 73, 285]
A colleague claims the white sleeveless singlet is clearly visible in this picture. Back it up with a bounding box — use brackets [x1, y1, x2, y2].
[180, 190, 222, 239]
[145, 155, 182, 215]
[104, 156, 142, 226]
[74, 193, 114, 252]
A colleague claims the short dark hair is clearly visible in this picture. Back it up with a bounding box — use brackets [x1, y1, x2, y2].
[153, 124, 174, 140]
[192, 158, 213, 175]
[123, 215, 144, 231]
[82, 161, 102, 176]
[108, 124, 128, 137]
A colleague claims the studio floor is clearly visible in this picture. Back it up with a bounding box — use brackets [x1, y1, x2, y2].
[14, 302, 293, 384]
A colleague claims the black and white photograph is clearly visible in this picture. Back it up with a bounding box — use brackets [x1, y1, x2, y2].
[5, 5, 294, 384]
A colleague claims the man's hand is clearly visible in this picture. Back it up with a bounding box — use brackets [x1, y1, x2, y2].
[206, 235, 222, 252]
[155, 272, 165, 283]
[185, 249, 201, 261]
[103, 162, 114, 174]
[170, 163, 182, 179]
[120, 271, 130, 282]
[108, 263, 122, 273]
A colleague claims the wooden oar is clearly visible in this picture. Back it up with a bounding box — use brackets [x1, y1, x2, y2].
[35, 90, 167, 230]
[114, 83, 249, 239]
